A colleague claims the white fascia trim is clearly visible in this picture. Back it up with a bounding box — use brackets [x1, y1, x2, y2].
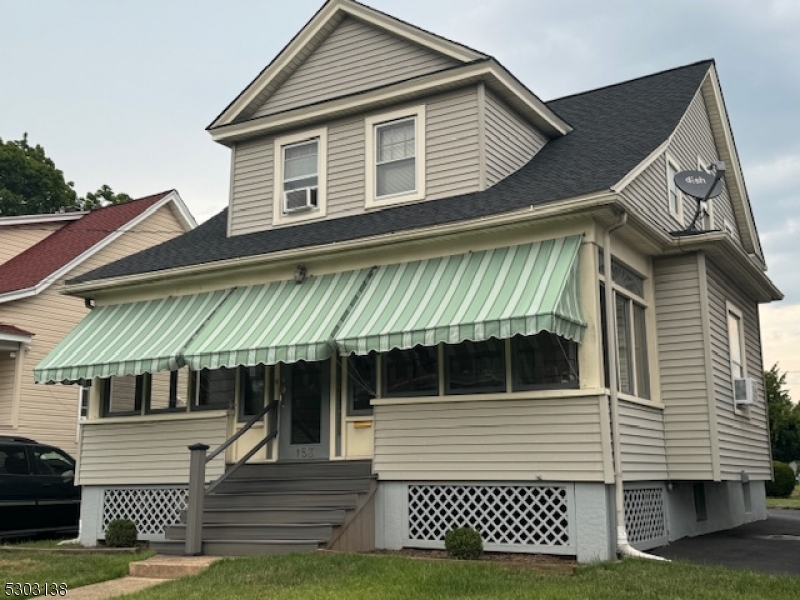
[703, 67, 763, 260]
[211, 0, 483, 128]
[65, 191, 619, 295]
[164, 190, 198, 231]
[0, 212, 87, 227]
[212, 62, 568, 144]
[0, 332, 32, 345]
[0, 194, 178, 305]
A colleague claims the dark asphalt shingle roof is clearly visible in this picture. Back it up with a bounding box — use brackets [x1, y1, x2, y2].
[71, 60, 712, 285]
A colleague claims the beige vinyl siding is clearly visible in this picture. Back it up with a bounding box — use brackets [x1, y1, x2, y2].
[484, 89, 547, 187]
[373, 396, 607, 481]
[0, 223, 62, 265]
[229, 87, 481, 236]
[0, 205, 187, 455]
[0, 354, 16, 425]
[77, 414, 228, 485]
[327, 115, 366, 216]
[705, 259, 771, 479]
[653, 254, 715, 479]
[109, 376, 137, 413]
[425, 88, 481, 200]
[624, 90, 740, 244]
[250, 16, 458, 119]
[618, 400, 668, 481]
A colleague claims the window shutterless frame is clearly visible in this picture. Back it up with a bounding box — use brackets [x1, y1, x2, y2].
[365, 105, 426, 208]
[145, 370, 186, 414]
[272, 127, 328, 225]
[189, 368, 236, 411]
[444, 338, 506, 395]
[348, 353, 377, 416]
[101, 375, 147, 417]
[238, 365, 269, 422]
[666, 153, 683, 224]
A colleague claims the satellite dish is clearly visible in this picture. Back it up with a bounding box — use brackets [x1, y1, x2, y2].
[675, 162, 726, 233]
[674, 170, 724, 200]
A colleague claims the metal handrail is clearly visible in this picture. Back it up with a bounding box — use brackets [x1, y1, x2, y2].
[205, 400, 277, 463]
[185, 398, 279, 555]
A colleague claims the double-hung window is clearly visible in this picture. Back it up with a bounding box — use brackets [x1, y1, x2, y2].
[366, 106, 425, 207]
[273, 128, 327, 224]
[599, 254, 651, 400]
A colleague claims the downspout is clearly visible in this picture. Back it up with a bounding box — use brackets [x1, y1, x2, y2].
[602, 211, 668, 562]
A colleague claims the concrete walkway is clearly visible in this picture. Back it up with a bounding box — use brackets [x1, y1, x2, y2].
[66, 555, 221, 600]
[651, 510, 800, 576]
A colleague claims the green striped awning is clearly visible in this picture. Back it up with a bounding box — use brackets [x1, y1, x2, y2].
[335, 235, 586, 354]
[182, 269, 371, 370]
[34, 291, 230, 384]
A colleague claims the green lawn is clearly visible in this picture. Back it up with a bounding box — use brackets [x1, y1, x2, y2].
[0, 547, 153, 597]
[766, 486, 800, 509]
[118, 552, 797, 600]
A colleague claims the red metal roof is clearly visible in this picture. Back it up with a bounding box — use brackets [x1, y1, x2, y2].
[0, 324, 33, 338]
[0, 191, 173, 296]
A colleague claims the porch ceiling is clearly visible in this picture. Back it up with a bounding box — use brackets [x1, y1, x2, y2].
[34, 290, 230, 384]
[335, 235, 586, 354]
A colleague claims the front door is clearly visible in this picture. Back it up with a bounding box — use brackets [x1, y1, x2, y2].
[278, 360, 330, 461]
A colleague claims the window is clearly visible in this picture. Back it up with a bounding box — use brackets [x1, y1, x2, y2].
[147, 370, 187, 413]
[513, 333, 579, 390]
[384, 345, 438, 397]
[0, 445, 30, 475]
[599, 258, 651, 400]
[348, 353, 376, 415]
[273, 128, 327, 224]
[666, 155, 682, 224]
[79, 384, 90, 420]
[33, 446, 74, 477]
[239, 365, 268, 421]
[102, 375, 146, 416]
[727, 303, 745, 384]
[446, 339, 505, 394]
[366, 106, 425, 207]
[190, 368, 236, 410]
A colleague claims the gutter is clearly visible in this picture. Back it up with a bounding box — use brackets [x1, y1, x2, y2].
[602, 210, 668, 562]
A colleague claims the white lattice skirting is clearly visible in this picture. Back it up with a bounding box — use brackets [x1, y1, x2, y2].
[102, 487, 188, 540]
[406, 484, 575, 554]
[624, 486, 668, 550]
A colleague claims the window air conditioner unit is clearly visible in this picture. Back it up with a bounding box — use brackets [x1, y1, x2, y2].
[284, 187, 318, 213]
[733, 377, 757, 406]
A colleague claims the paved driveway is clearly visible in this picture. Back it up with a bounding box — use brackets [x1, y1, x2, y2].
[651, 510, 800, 576]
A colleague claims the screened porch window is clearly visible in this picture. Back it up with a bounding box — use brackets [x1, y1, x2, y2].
[512, 333, 579, 390]
[445, 338, 505, 394]
[239, 365, 268, 421]
[190, 368, 236, 410]
[348, 352, 377, 415]
[383, 345, 438, 397]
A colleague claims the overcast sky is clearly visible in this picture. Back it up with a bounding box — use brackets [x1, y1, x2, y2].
[2, 1, 799, 396]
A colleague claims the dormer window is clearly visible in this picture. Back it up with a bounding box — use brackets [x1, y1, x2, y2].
[273, 127, 328, 225]
[366, 105, 426, 208]
[283, 139, 319, 213]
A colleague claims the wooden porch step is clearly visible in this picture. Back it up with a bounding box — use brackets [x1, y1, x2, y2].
[180, 507, 346, 525]
[227, 460, 373, 480]
[203, 491, 360, 510]
[165, 523, 333, 542]
[213, 476, 374, 494]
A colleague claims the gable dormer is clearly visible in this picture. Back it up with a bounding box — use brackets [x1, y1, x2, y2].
[210, 0, 570, 237]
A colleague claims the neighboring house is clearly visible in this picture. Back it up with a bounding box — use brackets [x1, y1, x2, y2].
[36, 0, 781, 563]
[0, 191, 195, 455]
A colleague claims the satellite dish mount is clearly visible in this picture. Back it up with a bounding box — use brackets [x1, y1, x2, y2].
[674, 161, 726, 232]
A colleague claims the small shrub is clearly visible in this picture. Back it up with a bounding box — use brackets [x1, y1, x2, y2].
[105, 519, 138, 547]
[766, 461, 796, 498]
[444, 526, 483, 560]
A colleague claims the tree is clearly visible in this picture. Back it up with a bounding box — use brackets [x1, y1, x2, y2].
[0, 133, 130, 216]
[0, 133, 77, 215]
[765, 363, 800, 463]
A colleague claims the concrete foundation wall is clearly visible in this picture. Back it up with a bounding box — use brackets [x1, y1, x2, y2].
[666, 480, 766, 541]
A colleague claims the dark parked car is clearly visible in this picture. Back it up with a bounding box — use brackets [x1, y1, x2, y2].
[0, 436, 80, 540]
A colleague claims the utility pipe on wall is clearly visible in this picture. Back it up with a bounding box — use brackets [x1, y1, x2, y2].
[602, 211, 668, 562]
